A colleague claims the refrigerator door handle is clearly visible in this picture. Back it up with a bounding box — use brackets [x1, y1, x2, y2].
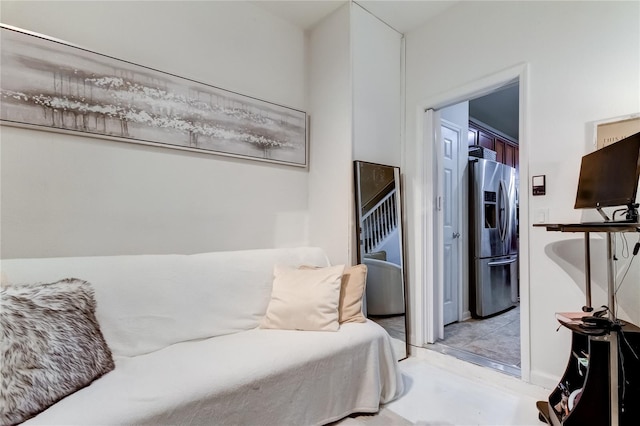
[488, 258, 517, 266]
[498, 180, 507, 241]
[503, 179, 510, 241]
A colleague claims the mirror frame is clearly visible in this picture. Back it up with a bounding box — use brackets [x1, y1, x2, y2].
[353, 160, 410, 361]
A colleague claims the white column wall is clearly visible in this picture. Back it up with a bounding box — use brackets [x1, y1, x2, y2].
[352, 4, 402, 167]
[307, 4, 352, 266]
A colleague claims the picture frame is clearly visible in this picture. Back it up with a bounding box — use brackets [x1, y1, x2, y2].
[593, 113, 640, 150]
[0, 25, 308, 167]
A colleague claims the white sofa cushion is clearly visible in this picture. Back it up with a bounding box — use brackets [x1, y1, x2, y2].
[1, 247, 330, 357]
[22, 322, 403, 426]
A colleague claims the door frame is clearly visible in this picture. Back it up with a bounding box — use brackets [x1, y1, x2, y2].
[415, 63, 531, 381]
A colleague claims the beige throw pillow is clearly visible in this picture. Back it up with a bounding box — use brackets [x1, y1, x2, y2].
[260, 264, 344, 331]
[339, 264, 367, 323]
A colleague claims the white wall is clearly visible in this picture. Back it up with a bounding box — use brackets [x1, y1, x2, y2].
[0, 1, 310, 258]
[307, 4, 352, 266]
[404, 1, 639, 388]
[307, 2, 403, 267]
[352, 4, 403, 167]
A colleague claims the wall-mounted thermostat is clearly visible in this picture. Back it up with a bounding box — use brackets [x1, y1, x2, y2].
[532, 175, 546, 196]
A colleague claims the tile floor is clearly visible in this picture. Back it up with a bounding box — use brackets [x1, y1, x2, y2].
[371, 314, 407, 342]
[442, 304, 521, 369]
[375, 349, 548, 425]
[371, 306, 521, 372]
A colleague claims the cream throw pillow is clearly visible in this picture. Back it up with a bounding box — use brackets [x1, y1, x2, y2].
[299, 264, 367, 324]
[260, 264, 344, 331]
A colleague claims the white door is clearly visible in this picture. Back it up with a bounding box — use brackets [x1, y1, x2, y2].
[424, 109, 466, 342]
[441, 121, 461, 325]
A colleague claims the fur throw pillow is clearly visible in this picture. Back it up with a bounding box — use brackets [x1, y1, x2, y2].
[0, 278, 115, 425]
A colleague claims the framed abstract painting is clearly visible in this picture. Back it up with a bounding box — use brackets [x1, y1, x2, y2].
[0, 25, 308, 167]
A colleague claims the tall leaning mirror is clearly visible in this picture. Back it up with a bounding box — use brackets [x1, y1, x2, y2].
[354, 161, 409, 361]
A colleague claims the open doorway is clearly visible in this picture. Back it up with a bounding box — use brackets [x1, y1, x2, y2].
[424, 78, 524, 377]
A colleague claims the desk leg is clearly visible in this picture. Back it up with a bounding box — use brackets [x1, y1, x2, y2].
[584, 232, 592, 311]
[606, 232, 616, 316]
[610, 331, 619, 426]
[606, 231, 618, 426]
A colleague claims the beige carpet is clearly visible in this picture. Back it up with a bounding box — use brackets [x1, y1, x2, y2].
[333, 408, 413, 425]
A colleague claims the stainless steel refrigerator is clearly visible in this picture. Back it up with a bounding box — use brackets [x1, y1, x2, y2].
[469, 158, 518, 318]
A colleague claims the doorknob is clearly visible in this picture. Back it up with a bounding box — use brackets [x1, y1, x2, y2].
[453, 232, 460, 239]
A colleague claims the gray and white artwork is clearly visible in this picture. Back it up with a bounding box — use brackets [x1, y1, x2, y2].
[0, 26, 307, 166]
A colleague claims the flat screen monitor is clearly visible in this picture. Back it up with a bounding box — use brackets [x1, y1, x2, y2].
[574, 131, 640, 210]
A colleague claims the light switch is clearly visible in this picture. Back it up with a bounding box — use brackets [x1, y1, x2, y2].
[535, 208, 549, 223]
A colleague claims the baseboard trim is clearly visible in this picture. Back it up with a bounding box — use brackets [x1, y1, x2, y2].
[529, 369, 561, 391]
[408, 346, 550, 399]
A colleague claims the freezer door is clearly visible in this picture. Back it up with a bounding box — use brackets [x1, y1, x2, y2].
[470, 159, 507, 258]
[472, 255, 518, 317]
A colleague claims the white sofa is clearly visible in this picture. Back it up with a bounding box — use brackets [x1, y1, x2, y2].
[1, 247, 403, 425]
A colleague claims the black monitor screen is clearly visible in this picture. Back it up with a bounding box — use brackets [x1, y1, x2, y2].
[574, 131, 640, 209]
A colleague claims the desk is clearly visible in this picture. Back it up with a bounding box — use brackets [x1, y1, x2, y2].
[534, 223, 639, 314]
[534, 223, 640, 426]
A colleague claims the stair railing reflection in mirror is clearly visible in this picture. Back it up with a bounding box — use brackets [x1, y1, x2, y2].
[354, 161, 409, 361]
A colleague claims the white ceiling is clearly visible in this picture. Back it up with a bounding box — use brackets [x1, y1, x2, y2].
[357, 1, 459, 33]
[252, 1, 519, 139]
[251, 1, 346, 31]
[251, 0, 460, 34]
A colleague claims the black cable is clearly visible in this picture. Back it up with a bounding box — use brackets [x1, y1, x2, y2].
[620, 233, 629, 259]
[618, 333, 627, 410]
[615, 237, 640, 294]
[616, 255, 636, 293]
[619, 328, 640, 361]
[613, 208, 627, 220]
